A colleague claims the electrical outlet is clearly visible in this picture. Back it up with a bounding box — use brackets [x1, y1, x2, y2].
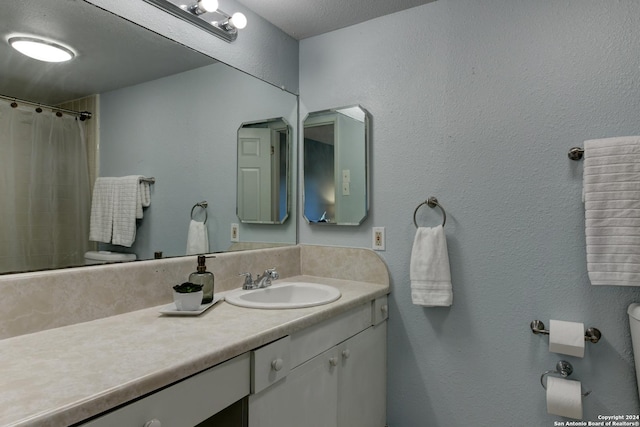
[342, 181, 350, 196]
[372, 227, 385, 251]
[230, 223, 239, 242]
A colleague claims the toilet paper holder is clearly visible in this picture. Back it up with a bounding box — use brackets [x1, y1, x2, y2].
[541, 360, 591, 397]
[530, 320, 602, 344]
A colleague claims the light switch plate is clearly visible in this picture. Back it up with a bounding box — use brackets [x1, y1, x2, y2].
[230, 223, 239, 242]
[372, 227, 385, 251]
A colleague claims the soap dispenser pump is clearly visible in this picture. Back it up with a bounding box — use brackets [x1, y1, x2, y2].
[189, 255, 214, 304]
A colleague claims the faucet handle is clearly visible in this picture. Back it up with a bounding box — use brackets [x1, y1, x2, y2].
[266, 268, 279, 280]
[238, 272, 253, 285]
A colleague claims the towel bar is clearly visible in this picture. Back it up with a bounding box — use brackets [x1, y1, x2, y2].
[413, 197, 446, 228]
[191, 201, 208, 224]
[140, 177, 156, 184]
[568, 147, 584, 160]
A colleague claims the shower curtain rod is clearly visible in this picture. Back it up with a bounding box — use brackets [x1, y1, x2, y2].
[0, 93, 92, 121]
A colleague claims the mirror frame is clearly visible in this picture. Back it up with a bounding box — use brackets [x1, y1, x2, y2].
[302, 105, 371, 226]
[236, 117, 291, 225]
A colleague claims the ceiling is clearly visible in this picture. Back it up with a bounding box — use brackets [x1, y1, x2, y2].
[237, 0, 436, 40]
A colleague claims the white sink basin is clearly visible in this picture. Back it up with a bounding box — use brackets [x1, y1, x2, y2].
[225, 282, 341, 309]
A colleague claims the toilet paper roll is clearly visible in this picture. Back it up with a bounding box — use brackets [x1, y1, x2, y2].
[549, 320, 585, 358]
[546, 376, 583, 420]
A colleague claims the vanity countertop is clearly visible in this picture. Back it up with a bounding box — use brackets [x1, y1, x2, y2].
[0, 275, 388, 427]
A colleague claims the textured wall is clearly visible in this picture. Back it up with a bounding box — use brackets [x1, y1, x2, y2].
[300, 0, 640, 425]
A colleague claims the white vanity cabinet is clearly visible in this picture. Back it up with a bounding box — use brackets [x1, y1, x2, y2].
[75, 295, 388, 427]
[248, 297, 388, 427]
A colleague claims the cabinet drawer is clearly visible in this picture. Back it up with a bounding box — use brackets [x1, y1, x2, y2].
[81, 353, 250, 427]
[290, 304, 370, 368]
[251, 336, 291, 394]
[371, 296, 388, 325]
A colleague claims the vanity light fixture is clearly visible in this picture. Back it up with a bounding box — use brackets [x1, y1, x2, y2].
[143, 0, 247, 42]
[8, 36, 75, 63]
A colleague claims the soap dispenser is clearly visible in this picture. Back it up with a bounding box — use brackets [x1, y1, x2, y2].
[189, 255, 214, 304]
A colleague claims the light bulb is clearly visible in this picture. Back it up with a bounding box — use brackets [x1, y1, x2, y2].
[199, 0, 218, 12]
[189, 0, 217, 15]
[9, 37, 74, 63]
[229, 12, 247, 30]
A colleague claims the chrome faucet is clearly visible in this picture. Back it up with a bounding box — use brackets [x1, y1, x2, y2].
[256, 268, 279, 288]
[239, 268, 279, 290]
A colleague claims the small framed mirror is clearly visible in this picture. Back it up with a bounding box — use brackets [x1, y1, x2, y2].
[303, 105, 370, 225]
[237, 117, 291, 224]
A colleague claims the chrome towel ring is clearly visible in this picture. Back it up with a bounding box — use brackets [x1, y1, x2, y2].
[413, 197, 446, 228]
[191, 201, 208, 224]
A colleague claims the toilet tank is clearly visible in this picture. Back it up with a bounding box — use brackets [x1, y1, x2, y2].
[627, 303, 640, 398]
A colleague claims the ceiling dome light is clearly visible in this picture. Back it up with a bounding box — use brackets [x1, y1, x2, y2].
[9, 37, 74, 63]
[229, 12, 247, 30]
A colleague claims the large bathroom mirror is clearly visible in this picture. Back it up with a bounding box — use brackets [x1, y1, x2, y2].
[0, 0, 297, 275]
[237, 118, 291, 224]
[303, 106, 370, 225]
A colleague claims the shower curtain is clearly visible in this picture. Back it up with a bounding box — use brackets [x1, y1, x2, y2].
[0, 100, 91, 273]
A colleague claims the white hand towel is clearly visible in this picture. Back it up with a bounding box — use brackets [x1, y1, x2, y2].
[186, 220, 209, 255]
[89, 177, 116, 243]
[112, 176, 141, 247]
[137, 180, 151, 219]
[584, 136, 640, 286]
[410, 225, 453, 306]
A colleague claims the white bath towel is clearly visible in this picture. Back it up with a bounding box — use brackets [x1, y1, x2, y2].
[410, 225, 453, 306]
[584, 136, 640, 286]
[186, 220, 209, 255]
[89, 175, 151, 247]
[89, 177, 117, 243]
[111, 176, 143, 247]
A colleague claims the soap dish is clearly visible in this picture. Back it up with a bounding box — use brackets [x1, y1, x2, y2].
[160, 295, 223, 316]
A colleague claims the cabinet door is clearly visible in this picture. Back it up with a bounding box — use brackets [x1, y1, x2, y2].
[249, 346, 339, 427]
[337, 323, 387, 427]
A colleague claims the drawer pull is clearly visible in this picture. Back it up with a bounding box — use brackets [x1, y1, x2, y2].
[342, 349, 351, 359]
[271, 358, 284, 372]
[144, 419, 161, 427]
[381, 305, 388, 314]
[329, 357, 338, 367]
